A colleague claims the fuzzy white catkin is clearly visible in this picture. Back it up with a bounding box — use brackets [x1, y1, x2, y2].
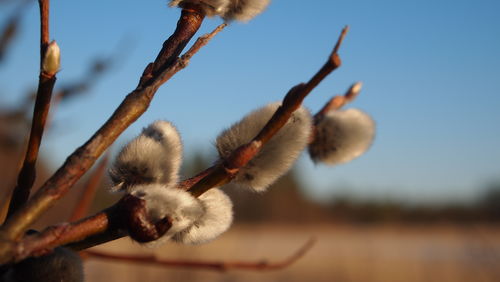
[309, 108, 375, 165]
[109, 121, 182, 191]
[173, 188, 233, 244]
[128, 184, 203, 247]
[216, 102, 312, 191]
[169, 0, 270, 22]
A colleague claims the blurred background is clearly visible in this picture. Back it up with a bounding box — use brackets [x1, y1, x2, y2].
[1, 0, 499, 281]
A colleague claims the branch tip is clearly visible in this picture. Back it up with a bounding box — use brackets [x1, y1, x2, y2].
[332, 25, 349, 56]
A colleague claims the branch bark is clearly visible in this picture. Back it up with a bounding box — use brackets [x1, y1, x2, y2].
[0, 26, 349, 262]
[0, 20, 226, 264]
[314, 81, 362, 120]
[186, 26, 349, 197]
[6, 0, 55, 219]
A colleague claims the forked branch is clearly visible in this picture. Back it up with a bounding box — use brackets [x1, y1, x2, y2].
[0, 20, 226, 264]
[186, 26, 349, 197]
[0, 25, 347, 264]
[7, 0, 56, 219]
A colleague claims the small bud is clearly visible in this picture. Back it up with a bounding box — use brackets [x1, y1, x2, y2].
[216, 102, 312, 191]
[42, 40, 60, 75]
[309, 108, 375, 165]
[173, 188, 233, 244]
[348, 82, 363, 97]
[169, 0, 270, 22]
[109, 121, 182, 191]
[7, 247, 84, 282]
[128, 184, 203, 247]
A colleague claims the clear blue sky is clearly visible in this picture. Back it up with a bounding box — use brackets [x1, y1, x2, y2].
[1, 0, 499, 203]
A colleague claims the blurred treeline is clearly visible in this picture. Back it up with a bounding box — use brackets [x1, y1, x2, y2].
[1, 107, 499, 226]
[183, 152, 500, 225]
[2, 1, 498, 227]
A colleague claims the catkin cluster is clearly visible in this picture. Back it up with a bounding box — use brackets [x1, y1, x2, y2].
[110, 94, 375, 246]
[110, 121, 233, 246]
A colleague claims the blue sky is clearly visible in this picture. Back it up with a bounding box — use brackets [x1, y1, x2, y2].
[1, 0, 499, 203]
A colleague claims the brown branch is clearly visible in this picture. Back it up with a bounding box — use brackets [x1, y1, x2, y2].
[0, 20, 226, 264]
[139, 3, 206, 87]
[84, 238, 315, 272]
[314, 81, 362, 120]
[38, 0, 49, 61]
[7, 207, 125, 262]
[0, 10, 19, 62]
[6, 0, 56, 219]
[186, 26, 349, 197]
[0, 25, 342, 263]
[120, 194, 172, 243]
[69, 154, 109, 221]
[0, 0, 31, 62]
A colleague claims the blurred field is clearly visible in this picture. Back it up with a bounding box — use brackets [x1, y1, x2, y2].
[85, 223, 500, 282]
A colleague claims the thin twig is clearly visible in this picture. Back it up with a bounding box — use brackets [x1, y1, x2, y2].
[139, 3, 206, 87]
[0, 0, 31, 62]
[38, 0, 49, 62]
[186, 26, 349, 197]
[314, 81, 362, 120]
[6, 0, 56, 219]
[0, 26, 343, 263]
[84, 238, 316, 271]
[0, 20, 225, 264]
[9, 209, 125, 262]
[0, 9, 19, 62]
[69, 154, 109, 221]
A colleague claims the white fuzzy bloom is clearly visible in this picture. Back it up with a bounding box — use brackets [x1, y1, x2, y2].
[109, 121, 182, 191]
[173, 188, 233, 244]
[129, 184, 203, 247]
[169, 0, 270, 22]
[309, 108, 375, 165]
[216, 102, 312, 191]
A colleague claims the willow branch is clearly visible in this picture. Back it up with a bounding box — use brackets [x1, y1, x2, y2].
[7, 207, 125, 262]
[0, 7, 207, 239]
[84, 238, 315, 271]
[314, 81, 362, 119]
[38, 0, 49, 61]
[0, 25, 342, 263]
[6, 0, 55, 219]
[186, 26, 349, 197]
[0, 21, 226, 264]
[0, 1, 27, 62]
[69, 154, 109, 221]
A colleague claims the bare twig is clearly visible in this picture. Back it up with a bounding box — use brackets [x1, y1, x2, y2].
[7, 208, 125, 262]
[69, 155, 109, 221]
[38, 0, 49, 61]
[0, 25, 344, 264]
[186, 26, 349, 197]
[6, 0, 56, 219]
[0, 20, 225, 264]
[139, 3, 206, 87]
[314, 81, 362, 119]
[84, 238, 316, 271]
[0, 0, 31, 62]
[0, 10, 19, 62]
